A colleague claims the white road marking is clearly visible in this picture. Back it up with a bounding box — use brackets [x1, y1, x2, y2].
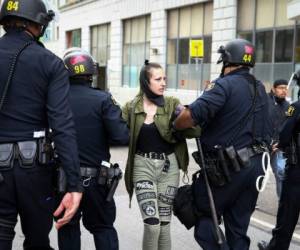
[251, 216, 300, 240]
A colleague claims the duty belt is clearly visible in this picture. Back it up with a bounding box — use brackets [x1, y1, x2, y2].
[136, 151, 167, 160]
[80, 167, 98, 177]
[205, 145, 259, 172]
[236, 146, 257, 159]
[0, 140, 51, 170]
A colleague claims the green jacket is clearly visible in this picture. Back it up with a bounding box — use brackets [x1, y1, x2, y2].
[122, 94, 201, 201]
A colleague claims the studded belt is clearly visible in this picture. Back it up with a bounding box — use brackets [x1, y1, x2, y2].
[136, 151, 167, 160]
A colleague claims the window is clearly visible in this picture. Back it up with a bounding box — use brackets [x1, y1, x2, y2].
[255, 31, 273, 63]
[256, 0, 275, 29]
[275, 29, 294, 62]
[275, 0, 294, 27]
[167, 2, 212, 90]
[237, 32, 253, 43]
[66, 29, 81, 48]
[40, 0, 58, 42]
[237, 0, 255, 31]
[295, 26, 300, 62]
[122, 15, 150, 88]
[237, 0, 296, 87]
[91, 23, 110, 66]
[59, 0, 85, 7]
[90, 23, 111, 90]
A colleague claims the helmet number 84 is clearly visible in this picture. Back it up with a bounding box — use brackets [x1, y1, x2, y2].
[6, 1, 19, 11]
[74, 65, 86, 74]
[243, 54, 252, 63]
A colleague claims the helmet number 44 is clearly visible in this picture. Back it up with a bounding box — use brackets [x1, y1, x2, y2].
[74, 65, 86, 74]
[243, 54, 252, 63]
[6, 1, 19, 11]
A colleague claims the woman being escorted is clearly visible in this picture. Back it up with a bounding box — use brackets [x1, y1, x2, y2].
[122, 61, 199, 250]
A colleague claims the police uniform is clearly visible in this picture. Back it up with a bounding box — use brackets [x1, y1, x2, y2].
[57, 51, 129, 250]
[258, 101, 300, 250]
[0, 4, 82, 250]
[267, 87, 289, 198]
[186, 39, 271, 250]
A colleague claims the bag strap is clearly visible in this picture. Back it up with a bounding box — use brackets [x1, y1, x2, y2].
[0, 41, 34, 111]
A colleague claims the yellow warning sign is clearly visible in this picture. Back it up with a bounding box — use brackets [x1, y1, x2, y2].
[190, 39, 204, 58]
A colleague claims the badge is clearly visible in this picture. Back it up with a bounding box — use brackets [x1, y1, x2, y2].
[286, 106, 295, 117]
[158, 193, 173, 205]
[165, 186, 177, 197]
[137, 192, 156, 202]
[136, 180, 154, 191]
[142, 201, 156, 216]
[159, 207, 171, 217]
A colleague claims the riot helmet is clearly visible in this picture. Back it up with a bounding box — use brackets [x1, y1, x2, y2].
[217, 39, 255, 68]
[63, 48, 98, 79]
[63, 47, 83, 58]
[0, 0, 55, 37]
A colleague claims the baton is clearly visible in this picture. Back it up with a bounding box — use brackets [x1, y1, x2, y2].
[195, 137, 224, 245]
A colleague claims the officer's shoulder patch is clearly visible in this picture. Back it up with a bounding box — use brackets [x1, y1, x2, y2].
[286, 105, 295, 117]
[205, 82, 215, 91]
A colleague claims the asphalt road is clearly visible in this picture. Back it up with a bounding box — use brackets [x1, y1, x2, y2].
[12, 142, 300, 249]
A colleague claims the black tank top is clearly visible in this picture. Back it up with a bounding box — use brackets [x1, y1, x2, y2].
[136, 122, 174, 154]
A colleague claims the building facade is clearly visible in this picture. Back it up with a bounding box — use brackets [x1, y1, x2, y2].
[0, 0, 297, 104]
[41, 0, 60, 53]
[57, 0, 234, 104]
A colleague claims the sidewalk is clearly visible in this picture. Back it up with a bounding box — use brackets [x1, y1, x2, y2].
[12, 145, 300, 249]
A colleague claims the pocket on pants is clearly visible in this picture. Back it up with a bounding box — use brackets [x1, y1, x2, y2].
[20, 167, 54, 212]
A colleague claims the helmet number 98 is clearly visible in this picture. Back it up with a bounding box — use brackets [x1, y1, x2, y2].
[243, 54, 252, 63]
[74, 65, 85, 74]
[6, 1, 19, 11]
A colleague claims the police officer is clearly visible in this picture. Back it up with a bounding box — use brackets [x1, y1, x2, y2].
[267, 79, 289, 198]
[174, 39, 271, 250]
[0, 1, 83, 249]
[57, 48, 129, 250]
[257, 79, 300, 250]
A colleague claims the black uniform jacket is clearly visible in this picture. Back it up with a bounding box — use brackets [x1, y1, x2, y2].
[267, 91, 289, 142]
[69, 81, 129, 167]
[279, 100, 300, 149]
[0, 30, 81, 192]
[189, 67, 271, 151]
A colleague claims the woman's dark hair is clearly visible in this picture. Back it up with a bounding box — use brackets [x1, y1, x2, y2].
[140, 60, 162, 84]
[139, 60, 165, 106]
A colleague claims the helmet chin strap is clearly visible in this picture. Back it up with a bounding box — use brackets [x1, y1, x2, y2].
[23, 21, 47, 40]
[221, 62, 230, 76]
[39, 25, 48, 38]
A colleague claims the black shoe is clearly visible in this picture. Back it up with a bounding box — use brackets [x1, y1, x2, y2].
[257, 240, 269, 250]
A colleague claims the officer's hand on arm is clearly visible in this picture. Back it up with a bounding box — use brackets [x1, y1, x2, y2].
[53, 192, 82, 230]
[173, 108, 195, 130]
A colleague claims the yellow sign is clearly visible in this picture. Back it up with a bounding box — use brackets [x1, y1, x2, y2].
[190, 39, 204, 58]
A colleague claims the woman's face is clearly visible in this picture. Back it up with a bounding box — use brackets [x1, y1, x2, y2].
[148, 68, 166, 96]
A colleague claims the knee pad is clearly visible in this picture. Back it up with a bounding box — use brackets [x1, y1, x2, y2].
[144, 218, 159, 225]
[0, 218, 15, 241]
